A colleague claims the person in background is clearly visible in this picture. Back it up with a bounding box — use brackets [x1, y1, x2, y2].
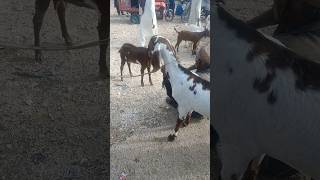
[168, 0, 175, 12]
[114, 0, 120, 15]
[246, 0, 320, 178]
[139, 0, 158, 47]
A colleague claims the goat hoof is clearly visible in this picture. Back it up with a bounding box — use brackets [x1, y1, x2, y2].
[168, 134, 176, 141]
[182, 122, 189, 127]
[141, 83, 144, 87]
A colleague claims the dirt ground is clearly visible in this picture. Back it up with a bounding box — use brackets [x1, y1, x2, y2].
[0, 1, 108, 179]
[109, 2, 210, 180]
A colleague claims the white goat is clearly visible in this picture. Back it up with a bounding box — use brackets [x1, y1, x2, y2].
[212, 3, 320, 180]
[155, 43, 210, 141]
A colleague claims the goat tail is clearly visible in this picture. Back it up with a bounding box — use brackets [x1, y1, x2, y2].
[174, 27, 179, 33]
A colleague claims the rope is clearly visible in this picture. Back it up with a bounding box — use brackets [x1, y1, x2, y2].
[109, 61, 175, 80]
[0, 38, 109, 51]
[110, 69, 161, 80]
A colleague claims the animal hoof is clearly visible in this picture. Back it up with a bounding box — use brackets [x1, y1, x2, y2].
[182, 122, 189, 127]
[150, 83, 153, 86]
[168, 134, 176, 141]
[141, 84, 144, 87]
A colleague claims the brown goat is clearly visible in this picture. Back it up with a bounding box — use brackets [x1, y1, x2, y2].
[119, 43, 153, 87]
[188, 45, 210, 71]
[174, 27, 210, 55]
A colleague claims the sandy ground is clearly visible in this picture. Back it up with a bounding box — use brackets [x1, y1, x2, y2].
[0, 1, 108, 179]
[109, 2, 210, 180]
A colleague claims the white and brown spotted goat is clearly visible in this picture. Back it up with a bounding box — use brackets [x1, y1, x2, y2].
[154, 42, 210, 141]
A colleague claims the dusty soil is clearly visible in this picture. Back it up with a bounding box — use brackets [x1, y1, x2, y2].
[0, 1, 108, 179]
[109, 2, 210, 180]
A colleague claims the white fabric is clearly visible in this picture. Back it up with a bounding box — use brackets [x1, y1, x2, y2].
[139, 0, 158, 47]
[201, 0, 210, 10]
[188, 0, 202, 26]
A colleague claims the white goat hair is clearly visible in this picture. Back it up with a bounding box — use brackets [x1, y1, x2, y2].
[156, 43, 210, 124]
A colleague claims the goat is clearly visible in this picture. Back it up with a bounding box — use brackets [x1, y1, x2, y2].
[188, 45, 210, 73]
[155, 42, 210, 141]
[119, 43, 152, 87]
[147, 35, 177, 73]
[33, 0, 108, 78]
[212, 2, 320, 180]
[161, 45, 210, 119]
[174, 27, 209, 55]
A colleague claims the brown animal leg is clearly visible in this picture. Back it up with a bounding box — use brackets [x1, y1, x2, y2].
[147, 66, 153, 85]
[55, 0, 72, 45]
[140, 66, 146, 87]
[175, 38, 182, 52]
[127, 63, 133, 77]
[120, 60, 125, 81]
[168, 118, 183, 141]
[98, 13, 109, 78]
[192, 42, 198, 55]
[182, 112, 191, 127]
[33, 0, 51, 62]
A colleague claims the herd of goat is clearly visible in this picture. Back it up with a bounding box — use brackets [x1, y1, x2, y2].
[119, 2, 320, 180]
[118, 26, 210, 141]
[28, 0, 320, 179]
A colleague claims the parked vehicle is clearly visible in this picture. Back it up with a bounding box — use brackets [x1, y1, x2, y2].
[118, 0, 140, 23]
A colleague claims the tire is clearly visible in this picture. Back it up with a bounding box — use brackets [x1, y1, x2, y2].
[165, 10, 174, 22]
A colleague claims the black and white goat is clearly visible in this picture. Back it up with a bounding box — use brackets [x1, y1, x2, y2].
[155, 42, 210, 141]
[212, 2, 320, 180]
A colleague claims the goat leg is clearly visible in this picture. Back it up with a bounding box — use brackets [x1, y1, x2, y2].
[120, 61, 125, 81]
[33, 0, 51, 62]
[55, 0, 73, 45]
[147, 66, 153, 85]
[192, 42, 197, 55]
[127, 63, 133, 77]
[182, 112, 192, 127]
[140, 67, 145, 87]
[168, 118, 183, 141]
[97, 12, 109, 78]
[175, 39, 182, 52]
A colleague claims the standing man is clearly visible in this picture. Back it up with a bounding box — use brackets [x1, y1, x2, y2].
[114, 0, 120, 15]
[139, 0, 158, 47]
[189, 0, 202, 25]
